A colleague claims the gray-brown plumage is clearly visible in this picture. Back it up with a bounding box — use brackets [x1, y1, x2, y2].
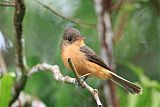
[80, 46, 112, 71]
[61, 27, 142, 94]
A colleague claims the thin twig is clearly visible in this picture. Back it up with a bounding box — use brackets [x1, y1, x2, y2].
[67, 58, 82, 86]
[28, 63, 77, 84]
[34, 0, 96, 29]
[67, 58, 102, 107]
[28, 63, 103, 107]
[0, 1, 15, 7]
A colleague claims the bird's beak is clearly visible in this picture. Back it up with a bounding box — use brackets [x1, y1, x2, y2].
[77, 36, 86, 40]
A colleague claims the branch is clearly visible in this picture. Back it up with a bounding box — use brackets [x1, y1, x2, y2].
[28, 63, 103, 107]
[94, 0, 119, 107]
[0, 1, 15, 7]
[11, 92, 47, 107]
[10, 0, 28, 106]
[14, 0, 27, 73]
[28, 63, 77, 84]
[34, 0, 96, 29]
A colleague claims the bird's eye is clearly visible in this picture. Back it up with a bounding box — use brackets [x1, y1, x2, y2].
[67, 37, 72, 41]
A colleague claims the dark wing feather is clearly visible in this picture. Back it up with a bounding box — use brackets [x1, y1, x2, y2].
[80, 46, 112, 71]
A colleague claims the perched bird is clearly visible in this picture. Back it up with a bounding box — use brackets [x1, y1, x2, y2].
[61, 27, 142, 94]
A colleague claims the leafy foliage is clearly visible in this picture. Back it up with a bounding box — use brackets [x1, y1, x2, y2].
[0, 73, 14, 107]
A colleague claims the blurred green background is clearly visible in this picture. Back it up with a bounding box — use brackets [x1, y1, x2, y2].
[0, 0, 160, 107]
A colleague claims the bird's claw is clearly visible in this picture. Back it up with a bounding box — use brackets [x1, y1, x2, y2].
[79, 73, 91, 81]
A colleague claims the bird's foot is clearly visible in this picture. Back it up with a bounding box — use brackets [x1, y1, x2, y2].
[80, 73, 91, 81]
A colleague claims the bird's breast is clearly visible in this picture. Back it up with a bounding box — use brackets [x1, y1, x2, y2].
[61, 45, 90, 75]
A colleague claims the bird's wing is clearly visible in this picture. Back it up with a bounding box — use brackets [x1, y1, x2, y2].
[80, 46, 112, 71]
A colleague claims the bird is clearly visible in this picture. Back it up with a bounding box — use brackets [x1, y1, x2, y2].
[60, 27, 142, 94]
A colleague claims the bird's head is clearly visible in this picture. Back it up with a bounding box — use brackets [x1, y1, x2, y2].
[61, 27, 85, 47]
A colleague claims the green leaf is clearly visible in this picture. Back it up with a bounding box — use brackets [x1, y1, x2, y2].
[0, 74, 14, 107]
[140, 75, 160, 90]
[127, 94, 139, 107]
[151, 89, 160, 107]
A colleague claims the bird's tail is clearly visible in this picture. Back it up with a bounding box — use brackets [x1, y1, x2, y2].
[109, 72, 142, 94]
